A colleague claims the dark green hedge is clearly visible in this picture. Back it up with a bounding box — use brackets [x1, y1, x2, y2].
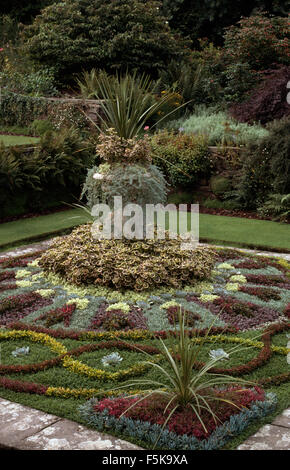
[0, 127, 95, 218]
[0, 92, 48, 127]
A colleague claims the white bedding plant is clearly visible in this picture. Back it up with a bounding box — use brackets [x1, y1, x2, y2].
[209, 349, 230, 361]
[101, 353, 123, 368]
[103, 307, 260, 448]
[12, 346, 30, 357]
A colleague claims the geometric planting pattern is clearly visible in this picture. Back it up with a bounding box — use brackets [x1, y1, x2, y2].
[0, 247, 290, 449]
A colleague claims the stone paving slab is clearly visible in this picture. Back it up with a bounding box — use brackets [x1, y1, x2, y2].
[1, 238, 290, 261]
[238, 408, 290, 450]
[271, 409, 290, 428]
[237, 424, 290, 450]
[0, 240, 52, 259]
[20, 418, 142, 451]
[0, 399, 142, 450]
[0, 399, 60, 448]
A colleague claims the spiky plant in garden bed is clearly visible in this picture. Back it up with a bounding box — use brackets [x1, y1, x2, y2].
[79, 309, 269, 449]
[38, 73, 215, 291]
[77, 70, 187, 139]
[79, 71, 194, 216]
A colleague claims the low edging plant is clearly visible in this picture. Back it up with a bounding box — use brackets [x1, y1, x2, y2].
[3, 320, 290, 392]
[78, 310, 277, 450]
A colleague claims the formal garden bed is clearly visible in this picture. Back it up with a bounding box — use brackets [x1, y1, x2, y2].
[0, 1, 289, 452]
[0, 242, 289, 450]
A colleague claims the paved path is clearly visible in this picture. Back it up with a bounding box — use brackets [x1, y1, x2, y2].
[238, 409, 290, 450]
[0, 398, 141, 450]
[0, 240, 52, 259]
[0, 396, 289, 451]
[199, 243, 290, 261]
[1, 239, 289, 261]
[0, 239, 289, 450]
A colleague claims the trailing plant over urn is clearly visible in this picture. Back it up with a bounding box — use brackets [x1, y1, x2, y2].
[80, 71, 193, 212]
[96, 128, 152, 165]
[81, 162, 168, 210]
[81, 128, 168, 210]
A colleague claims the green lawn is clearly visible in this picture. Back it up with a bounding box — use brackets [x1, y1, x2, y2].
[198, 213, 290, 251]
[0, 208, 289, 251]
[161, 211, 290, 251]
[0, 208, 90, 250]
[0, 134, 40, 147]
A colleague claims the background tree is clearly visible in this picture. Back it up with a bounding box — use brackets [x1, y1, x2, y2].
[24, 0, 190, 84]
[0, 0, 54, 23]
[161, 0, 290, 46]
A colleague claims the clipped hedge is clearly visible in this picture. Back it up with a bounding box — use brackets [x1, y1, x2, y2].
[0, 91, 90, 129]
[0, 92, 48, 127]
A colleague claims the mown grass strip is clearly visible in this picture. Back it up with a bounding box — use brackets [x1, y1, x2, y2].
[0, 209, 289, 252]
[0, 134, 40, 146]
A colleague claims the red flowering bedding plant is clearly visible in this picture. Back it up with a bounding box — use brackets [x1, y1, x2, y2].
[212, 297, 280, 328]
[92, 386, 265, 440]
[166, 306, 201, 326]
[239, 285, 281, 302]
[90, 306, 148, 331]
[245, 274, 289, 288]
[0, 247, 289, 450]
[35, 303, 77, 328]
[0, 292, 53, 325]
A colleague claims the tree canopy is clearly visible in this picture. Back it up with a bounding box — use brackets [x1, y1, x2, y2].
[24, 0, 190, 82]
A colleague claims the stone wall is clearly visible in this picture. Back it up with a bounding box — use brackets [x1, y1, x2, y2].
[46, 97, 103, 124]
